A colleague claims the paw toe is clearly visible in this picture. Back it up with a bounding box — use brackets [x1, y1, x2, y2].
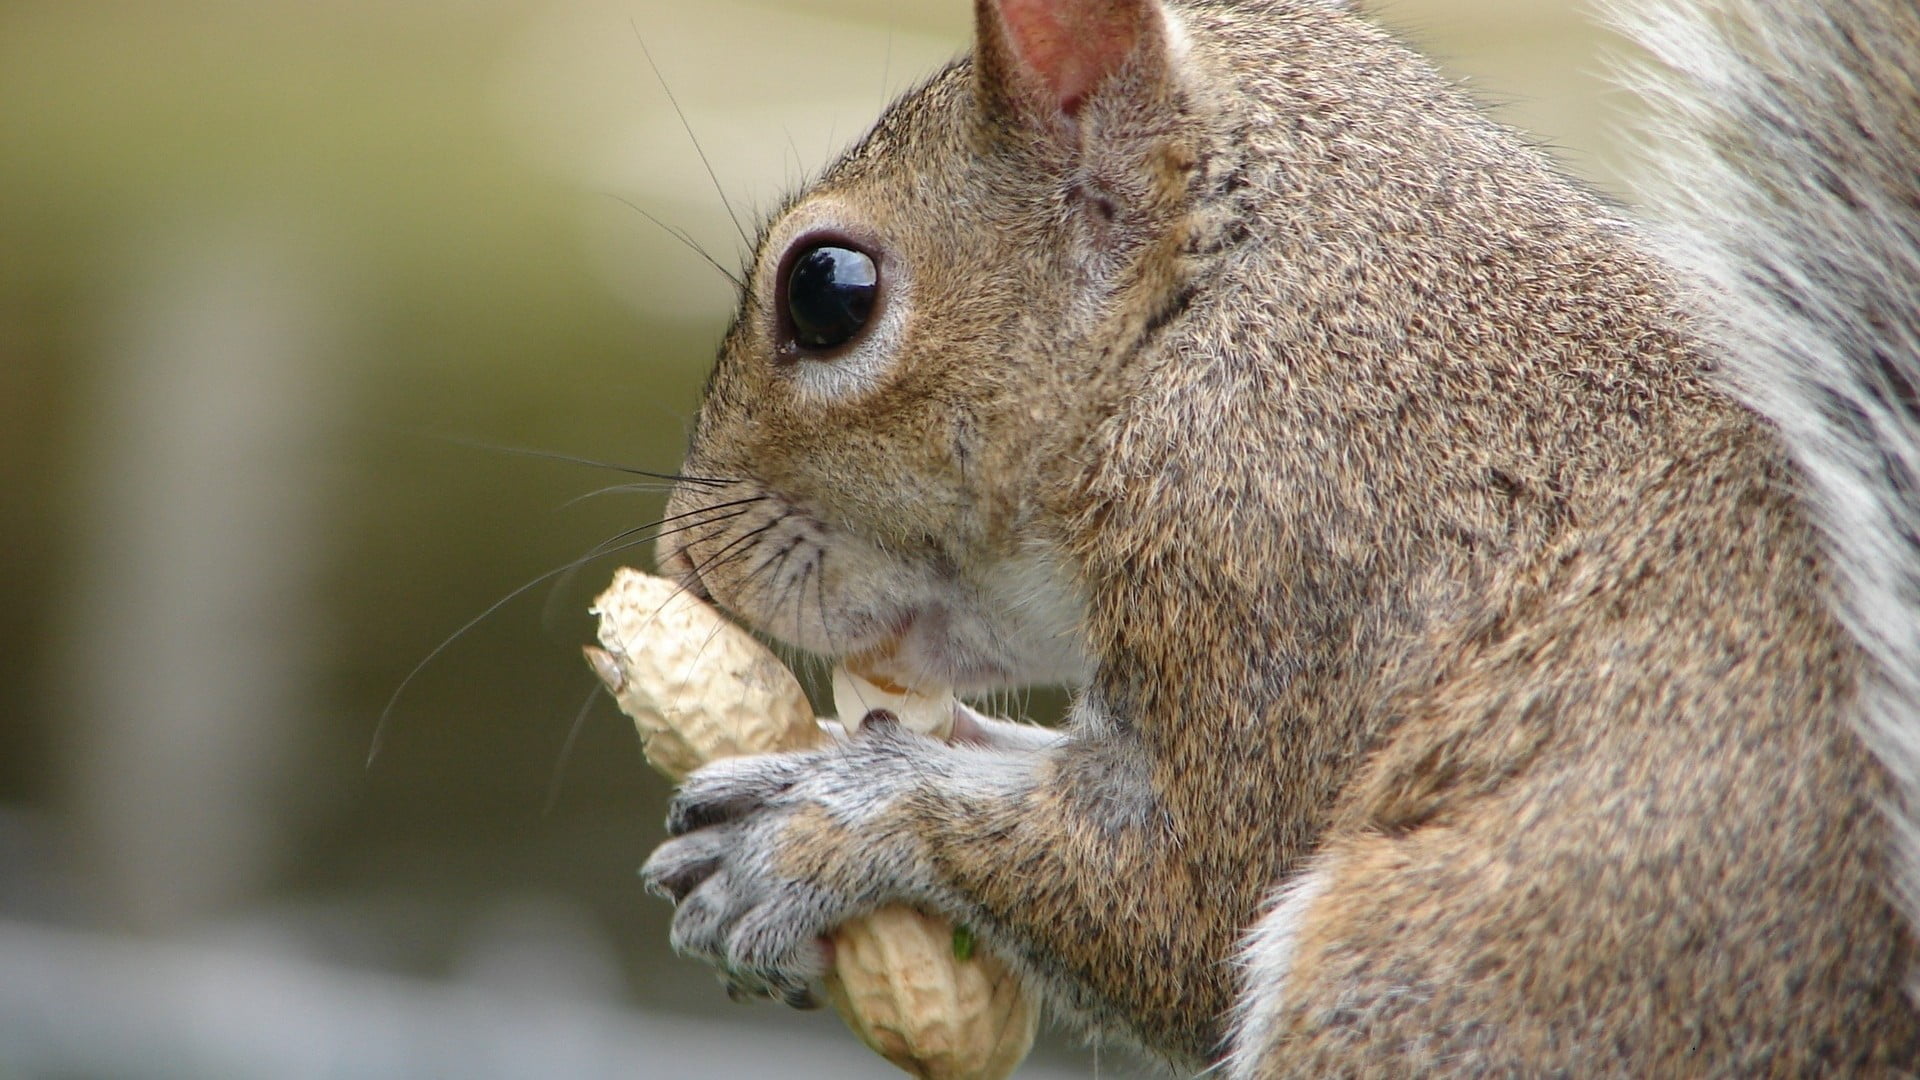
[668, 872, 746, 962]
[727, 900, 831, 992]
[667, 759, 801, 835]
[640, 832, 728, 901]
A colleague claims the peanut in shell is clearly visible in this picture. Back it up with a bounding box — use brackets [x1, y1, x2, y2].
[587, 568, 1038, 1080]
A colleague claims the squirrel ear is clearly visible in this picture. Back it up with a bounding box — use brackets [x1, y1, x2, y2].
[974, 0, 1174, 127]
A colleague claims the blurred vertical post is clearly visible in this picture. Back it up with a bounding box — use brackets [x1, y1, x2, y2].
[51, 219, 342, 930]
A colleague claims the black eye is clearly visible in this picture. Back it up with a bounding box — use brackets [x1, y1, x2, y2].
[786, 244, 877, 350]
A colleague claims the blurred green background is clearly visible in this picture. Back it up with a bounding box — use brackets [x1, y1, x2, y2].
[0, 0, 1635, 1075]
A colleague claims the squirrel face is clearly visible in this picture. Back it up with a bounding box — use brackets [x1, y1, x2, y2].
[659, 6, 1203, 693]
[657, 0, 1680, 695]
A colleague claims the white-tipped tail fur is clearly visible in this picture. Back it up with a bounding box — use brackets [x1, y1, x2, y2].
[1619, 0, 1920, 956]
[1224, 859, 1336, 1080]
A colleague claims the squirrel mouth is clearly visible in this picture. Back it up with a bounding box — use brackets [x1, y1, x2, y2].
[843, 647, 918, 696]
[842, 614, 933, 691]
[853, 608, 1020, 698]
[654, 542, 714, 604]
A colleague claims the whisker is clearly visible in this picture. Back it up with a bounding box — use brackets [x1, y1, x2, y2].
[739, 537, 801, 604]
[783, 129, 805, 188]
[676, 519, 783, 597]
[811, 549, 841, 662]
[879, 29, 894, 108]
[752, 542, 816, 706]
[426, 435, 740, 487]
[602, 191, 744, 290]
[784, 574, 814, 696]
[630, 21, 753, 251]
[631, 517, 789, 646]
[668, 532, 795, 720]
[543, 680, 604, 816]
[686, 514, 784, 579]
[539, 495, 768, 625]
[556, 480, 681, 511]
[367, 504, 757, 766]
[798, 550, 834, 698]
[802, 554, 842, 715]
[769, 547, 835, 717]
[742, 539, 816, 676]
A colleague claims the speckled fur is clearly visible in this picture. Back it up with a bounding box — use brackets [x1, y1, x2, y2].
[641, 0, 1920, 1072]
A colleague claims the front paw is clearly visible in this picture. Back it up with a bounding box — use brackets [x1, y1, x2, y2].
[641, 723, 927, 1006]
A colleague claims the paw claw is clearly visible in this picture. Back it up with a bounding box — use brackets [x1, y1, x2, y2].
[778, 982, 821, 1010]
[640, 833, 728, 902]
[666, 757, 805, 835]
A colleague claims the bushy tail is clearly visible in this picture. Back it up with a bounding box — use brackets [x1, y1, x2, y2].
[1621, 0, 1920, 946]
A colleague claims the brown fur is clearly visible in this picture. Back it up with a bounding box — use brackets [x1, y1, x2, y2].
[655, 0, 1920, 1070]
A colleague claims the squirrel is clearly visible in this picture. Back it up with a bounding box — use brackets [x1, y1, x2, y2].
[639, 0, 1920, 1073]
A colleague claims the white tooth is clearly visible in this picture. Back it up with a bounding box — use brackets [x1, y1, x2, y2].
[831, 664, 956, 739]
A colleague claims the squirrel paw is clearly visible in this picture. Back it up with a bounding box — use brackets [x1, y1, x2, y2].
[642, 716, 932, 1006]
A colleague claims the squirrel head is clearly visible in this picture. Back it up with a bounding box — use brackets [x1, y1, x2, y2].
[661, 0, 1215, 692]
[661, 0, 1699, 695]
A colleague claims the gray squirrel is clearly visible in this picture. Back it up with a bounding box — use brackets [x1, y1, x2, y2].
[639, 0, 1920, 1072]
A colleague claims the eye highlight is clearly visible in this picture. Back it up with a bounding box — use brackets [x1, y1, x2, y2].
[785, 244, 878, 351]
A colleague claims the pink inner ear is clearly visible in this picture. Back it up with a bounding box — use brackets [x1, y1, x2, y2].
[994, 0, 1152, 116]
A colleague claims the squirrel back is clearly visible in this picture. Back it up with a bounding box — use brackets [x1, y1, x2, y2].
[1622, 0, 1920, 931]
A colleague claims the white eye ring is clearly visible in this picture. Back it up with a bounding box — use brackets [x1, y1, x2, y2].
[787, 279, 909, 402]
[763, 205, 909, 404]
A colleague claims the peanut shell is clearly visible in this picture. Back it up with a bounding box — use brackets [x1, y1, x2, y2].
[826, 907, 1039, 1080]
[588, 569, 1036, 1080]
[587, 568, 816, 781]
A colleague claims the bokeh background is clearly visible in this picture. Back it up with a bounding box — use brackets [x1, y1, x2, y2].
[0, 1, 1639, 1075]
